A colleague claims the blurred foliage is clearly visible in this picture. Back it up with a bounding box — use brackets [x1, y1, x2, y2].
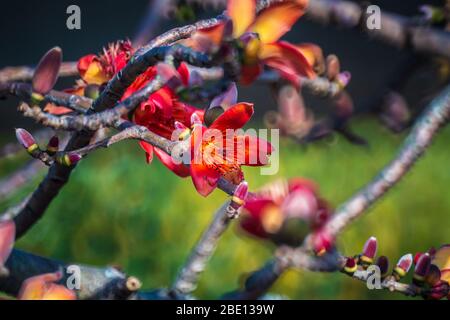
[1, 118, 449, 299]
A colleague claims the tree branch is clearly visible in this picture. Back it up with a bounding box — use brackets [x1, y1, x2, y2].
[170, 200, 240, 297]
[306, 0, 450, 59]
[321, 83, 450, 241]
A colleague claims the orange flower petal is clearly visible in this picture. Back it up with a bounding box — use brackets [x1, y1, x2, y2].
[248, 1, 307, 43]
[83, 60, 109, 85]
[19, 272, 75, 300]
[154, 147, 190, 178]
[41, 284, 77, 300]
[190, 163, 220, 197]
[227, 0, 256, 37]
[0, 220, 15, 266]
[210, 103, 254, 132]
[295, 43, 324, 72]
[260, 41, 315, 86]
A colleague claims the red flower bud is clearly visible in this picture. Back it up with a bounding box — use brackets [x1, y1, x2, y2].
[15, 128, 38, 154]
[46, 136, 59, 155]
[376, 256, 390, 278]
[343, 257, 357, 275]
[414, 253, 431, 285]
[414, 252, 424, 265]
[393, 253, 413, 280]
[32, 47, 62, 95]
[360, 236, 377, 267]
[312, 229, 333, 256]
[59, 153, 82, 166]
[231, 181, 249, 208]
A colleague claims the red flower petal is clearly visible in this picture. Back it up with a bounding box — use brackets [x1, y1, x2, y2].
[139, 141, 154, 164]
[190, 163, 220, 197]
[260, 41, 316, 86]
[209, 103, 254, 132]
[240, 63, 263, 85]
[154, 147, 190, 178]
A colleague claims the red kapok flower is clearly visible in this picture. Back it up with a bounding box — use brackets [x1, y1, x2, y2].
[240, 178, 331, 249]
[78, 40, 133, 85]
[227, 0, 315, 85]
[124, 62, 204, 170]
[187, 103, 273, 196]
[18, 271, 76, 300]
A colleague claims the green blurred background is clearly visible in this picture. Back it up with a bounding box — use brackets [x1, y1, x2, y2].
[0, 0, 449, 299]
[1, 118, 449, 299]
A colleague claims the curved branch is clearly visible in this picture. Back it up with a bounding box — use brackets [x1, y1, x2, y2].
[322, 83, 450, 240]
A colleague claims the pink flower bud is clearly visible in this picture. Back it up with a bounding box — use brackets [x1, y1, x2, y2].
[32, 47, 62, 95]
[394, 253, 413, 279]
[232, 181, 249, 207]
[59, 153, 82, 166]
[326, 54, 341, 81]
[360, 236, 377, 266]
[15, 128, 38, 153]
[414, 253, 431, 285]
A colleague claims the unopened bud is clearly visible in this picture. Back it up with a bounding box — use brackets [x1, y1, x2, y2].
[46, 136, 59, 155]
[32, 47, 62, 95]
[58, 153, 82, 166]
[393, 253, 413, 280]
[84, 84, 100, 100]
[425, 264, 442, 287]
[15, 128, 39, 154]
[231, 181, 248, 208]
[326, 54, 340, 81]
[342, 257, 357, 275]
[413, 253, 431, 286]
[360, 236, 377, 268]
[376, 256, 390, 279]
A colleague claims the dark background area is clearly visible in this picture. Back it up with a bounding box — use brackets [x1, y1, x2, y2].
[0, 0, 443, 135]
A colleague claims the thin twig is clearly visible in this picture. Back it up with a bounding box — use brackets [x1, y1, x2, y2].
[321, 83, 450, 242]
[170, 200, 239, 296]
[0, 62, 78, 83]
[306, 0, 450, 59]
[0, 160, 45, 201]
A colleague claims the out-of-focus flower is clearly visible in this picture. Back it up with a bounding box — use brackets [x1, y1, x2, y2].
[0, 220, 15, 276]
[77, 40, 133, 85]
[229, 0, 315, 85]
[239, 178, 332, 251]
[18, 271, 76, 300]
[431, 244, 450, 294]
[45, 40, 134, 115]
